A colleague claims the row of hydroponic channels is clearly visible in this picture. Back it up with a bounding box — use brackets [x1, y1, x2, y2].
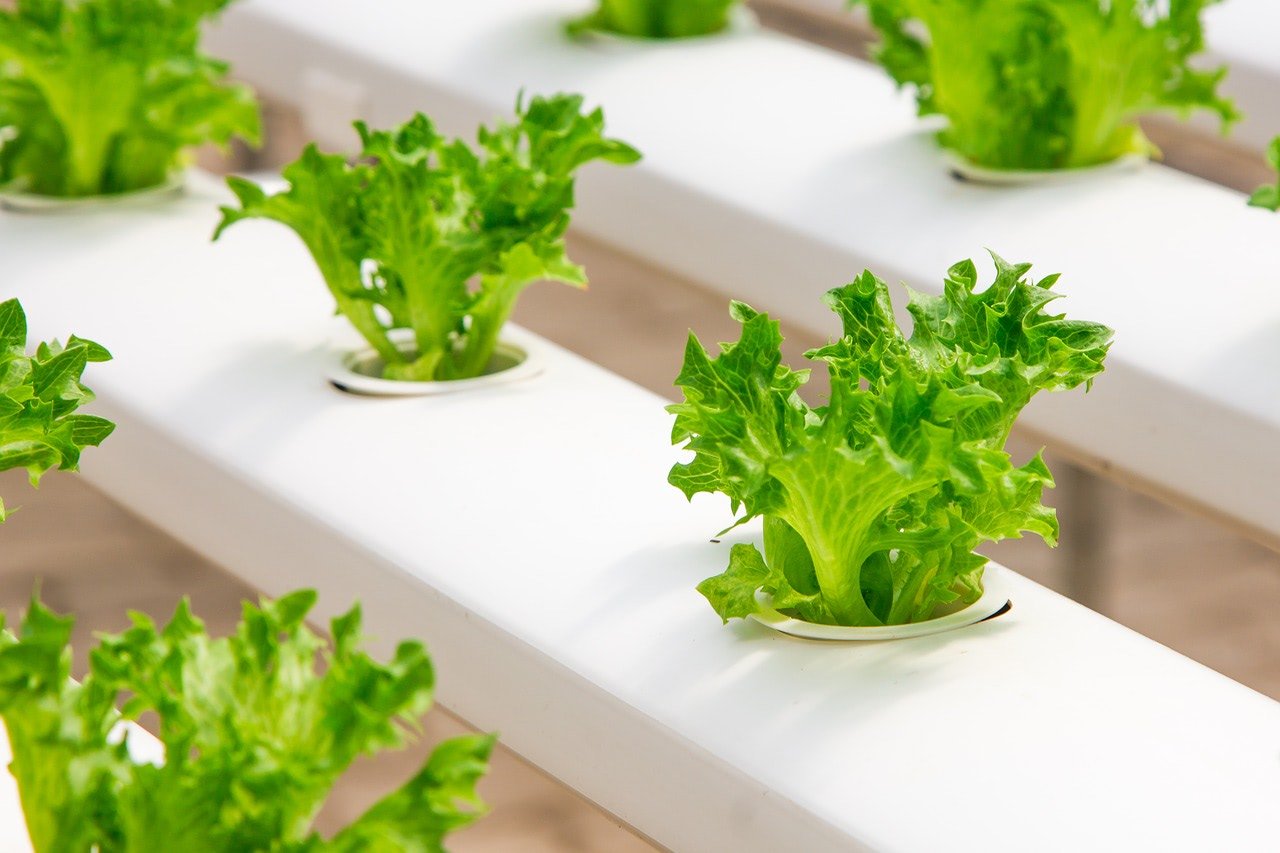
[2, 0, 1279, 849]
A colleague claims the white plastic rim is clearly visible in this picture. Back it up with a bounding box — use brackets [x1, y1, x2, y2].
[749, 566, 1012, 641]
[0, 172, 186, 213]
[570, 5, 758, 46]
[943, 150, 1149, 187]
[328, 337, 544, 397]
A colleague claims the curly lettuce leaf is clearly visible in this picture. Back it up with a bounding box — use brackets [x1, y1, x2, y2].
[325, 733, 495, 853]
[0, 598, 130, 852]
[0, 0, 260, 197]
[1249, 137, 1280, 212]
[0, 298, 114, 522]
[215, 93, 639, 382]
[1, 590, 492, 851]
[671, 255, 1112, 627]
[568, 0, 739, 38]
[852, 0, 1237, 170]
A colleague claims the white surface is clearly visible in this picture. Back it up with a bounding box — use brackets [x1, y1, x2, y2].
[4, 177, 1280, 851]
[206, 0, 1280, 545]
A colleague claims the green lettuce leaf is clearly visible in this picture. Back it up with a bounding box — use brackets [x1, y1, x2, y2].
[215, 93, 639, 382]
[851, 0, 1237, 170]
[1, 590, 493, 851]
[568, 0, 740, 38]
[0, 598, 129, 851]
[671, 255, 1112, 626]
[0, 298, 114, 522]
[325, 734, 495, 853]
[1249, 137, 1280, 212]
[0, 0, 260, 197]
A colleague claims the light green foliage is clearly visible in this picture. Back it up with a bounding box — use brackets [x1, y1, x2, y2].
[215, 93, 640, 382]
[568, 0, 740, 38]
[0, 298, 113, 522]
[1248, 137, 1280, 212]
[0, 0, 260, 198]
[669, 256, 1112, 627]
[851, 0, 1236, 170]
[0, 590, 494, 852]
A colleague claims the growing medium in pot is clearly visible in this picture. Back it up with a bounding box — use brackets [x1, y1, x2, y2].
[215, 93, 640, 383]
[0, 0, 260, 198]
[0, 590, 494, 851]
[0, 298, 114, 522]
[669, 255, 1112, 628]
[850, 0, 1236, 171]
[568, 0, 741, 38]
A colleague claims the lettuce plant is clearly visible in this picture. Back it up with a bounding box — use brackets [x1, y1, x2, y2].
[1249, 137, 1280, 212]
[669, 255, 1112, 627]
[0, 0, 260, 198]
[215, 94, 639, 382]
[0, 298, 114, 522]
[851, 0, 1237, 171]
[0, 589, 494, 851]
[568, 0, 740, 38]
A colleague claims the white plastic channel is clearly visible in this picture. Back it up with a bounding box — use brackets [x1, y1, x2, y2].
[4, 176, 1280, 852]
[204, 0, 1280, 546]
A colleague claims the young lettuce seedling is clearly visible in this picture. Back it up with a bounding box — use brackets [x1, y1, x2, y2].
[568, 0, 741, 38]
[0, 0, 261, 198]
[1248, 137, 1280, 212]
[215, 93, 640, 383]
[0, 590, 494, 851]
[850, 0, 1237, 171]
[669, 255, 1112, 627]
[0, 298, 114, 522]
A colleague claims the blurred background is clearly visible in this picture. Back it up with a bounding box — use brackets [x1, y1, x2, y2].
[3, 3, 1277, 850]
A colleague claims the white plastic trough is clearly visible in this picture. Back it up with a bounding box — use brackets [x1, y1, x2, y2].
[3, 177, 1280, 852]
[204, 0, 1280, 548]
